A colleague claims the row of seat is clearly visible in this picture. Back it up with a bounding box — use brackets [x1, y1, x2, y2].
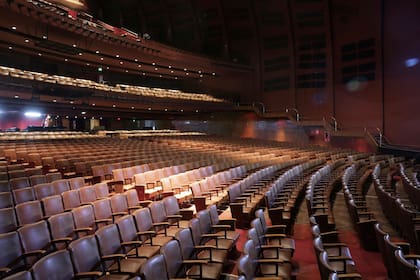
[237, 209, 296, 279]
[342, 163, 378, 251]
[1, 198, 238, 279]
[373, 163, 420, 254]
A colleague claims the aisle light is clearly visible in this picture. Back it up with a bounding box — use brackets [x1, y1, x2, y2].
[24, 112, 42, 118]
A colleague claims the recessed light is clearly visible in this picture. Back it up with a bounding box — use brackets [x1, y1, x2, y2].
[154, 68, 158, 71]
[196, 110, 199, 113]
[99, 117, 103, 120]
[120, 61, 123, 64]
[70, 101, 74, 104]
[125, 70, 128, 73]
[198, 70, 202, 74]
[8, 46, 12, 50]
[184, 68, 187, 71]
[134, 58, 138, 62]
[186, 73, 189, 75]
[65, 116, 69, 118]
[106, 67, 109, 69]
[164, 109, 168, 111]
[175, 77, 178, 79]
[81, 111, 86, 115]
[159, 75, 162, 77]
[131, 107, 135, 109]
[42, 35, 47, 39]
[53, 99, 57, 102]
[64, 58, 68, 61]
[180, 109, 184, 112]
[142, 73, 145, 75]
[72, 44, 77, 47]
[92, 103, 96, 106]
[95, 50, 99, 54]
[168, 65, 172, 69]
[112, 104, 116, 108]
[152, 62, 156, 65]
[38, 53, 42, 56]
[86, 63, 90, 66]
[116, 54, 119, 58]
[199, 74, 203, 77]
[14, 95, 19, 98]
[148, 108, 151, 110]
[138, 65, 141, 67]
[100, 57, 104, 60]
[170, 70, 174, 73]
[212, 72, 216, 76]
[24, 39, 29, 43]
[78, 52, 82, 56]
[11, 26, 16, 30]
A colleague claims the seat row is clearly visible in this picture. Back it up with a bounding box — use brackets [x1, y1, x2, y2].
[1, 199, 239, 279]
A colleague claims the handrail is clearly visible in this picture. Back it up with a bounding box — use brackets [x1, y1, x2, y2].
[285, 108, 300, 122]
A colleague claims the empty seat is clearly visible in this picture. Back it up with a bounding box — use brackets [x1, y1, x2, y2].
[52, 179, 70, 195]
[0, 207, 18, 233]
[10, 178, 30, 190]
[17, 221, 56, 260]
[61, 189, 82, 210]
[94, 182, 110, 199]
[29, 175, 47, 187]
[41, 195, 64, 218]
[92, 198, 122, 225]
[79, 185, 97, 204]
[149, 200, 183, 237]
[68, 177, 85, 190]
[140, 254, 168, 280]
[95, 224, 145, 276]
[45, 172, 62, 183]
[72, 204, 100, 235]
[31, 250, 72, 280]
[0, 192, 13, 208]
[68, 235, 132, 280]
[15, 201, 43, 226]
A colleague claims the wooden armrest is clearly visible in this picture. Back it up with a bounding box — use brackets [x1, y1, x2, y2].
[101, 254, 126, 261]
[74, 271, 103, 279]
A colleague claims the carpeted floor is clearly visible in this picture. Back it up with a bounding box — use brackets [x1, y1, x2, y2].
[221, 180, 394, 279]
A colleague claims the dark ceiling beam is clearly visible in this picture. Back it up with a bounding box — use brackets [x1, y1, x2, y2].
[188, 0, 202, 52]
[161, 0, 174, 44]
[215, 0, 230, 60]
[248, 0, 263, 101]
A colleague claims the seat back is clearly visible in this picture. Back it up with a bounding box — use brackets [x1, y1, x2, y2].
[0, 231, 23, 268]
[68, 177, 85, 190]
[18, 220, 52, 254]
[384, 234, 404, 280]
[42, 195, 64, 217]
[33, 183, 54, 200]
[115, 214, 137, 242]
[79, 186, 97, 204]
[48, 212, 76, 241]
[237, 254, 254, 279]
[0, 192, 13, 208]
[95, 223, 122, 256]
[29, 175, 47, 187]
[125, 189, 140, 208]
[45, 172, 62, 183]
[62, 189, 81, 210]
[162, 196, 180, 216]
[15, 200, 43, 226]
[0, 207, 18, 233]
[52, 179, 70, 195]
[395, 248, 420, 280]
[68, 235, 102, 275]
[94, 182, 109, 199]
[2, 270, 32, 280]
[72, 204, 96, 230]
[10, 178, 30, 190]
[110, 193, 129, 214]
[318, 251, 335, 280]
[31, 250, 74, 280]
[175, 228, 194, 260]
[161, 240, 183, 278]
[91, 198, 113, 221]
[132, 208, 154, 242]
[141, 254, 168, 280]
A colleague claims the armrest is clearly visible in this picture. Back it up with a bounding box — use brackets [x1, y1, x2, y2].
[52, 237, 72, 246]
[182, 259, 208, 265]
[167, 215, 183, 220]
[101, 254, 126, 261]
[74, 271, 103, 279]
[153, 222, 170, 227]
[95, 218, 112, 225]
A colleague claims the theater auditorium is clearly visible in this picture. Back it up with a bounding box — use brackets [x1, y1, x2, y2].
[0, 0, 419, 279]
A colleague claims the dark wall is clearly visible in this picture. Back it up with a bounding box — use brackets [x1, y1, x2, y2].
[383, 0, 420, 147]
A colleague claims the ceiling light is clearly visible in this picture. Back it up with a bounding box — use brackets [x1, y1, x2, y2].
[116, 54, 119, 58]
[64, 58, 68, 61]
[212, 72, 216, 76]
[95, 50, 99, 54]
[170, 70, 174, 73]
[142, 73, 145, 75]
[154, 68, 158, 71]
[14, 95, 19, 98]
[164, 109, 168, 111]
[175, 77, 178, 79]
[81, 111, 86, 115]
[70, 101, 74, 104]
[24, 111, 42, 118]
[159, 75, 162, 77]
[100, 57, 104, 60]
[148, 108, 151, 110]
[198, 70, 202, 74]
[180, 109, 184, 112]
[8, 46, 12, 50]
[38, 53, 42, 56]
[138, 65, 141, 67]
[86, 63, 90, 66]
[11, 26, 16, 30]
[134, 58, 138, 62]
[42, 35, 47, 39]
[120, 61, 123, 64]
[168, 66, 172, 68]
[186, 73, 189, 75]
[72, 44, 77, 47]
[53, 99, 57, 102]
[184, 68, 187, 71]
[195, 110, 199, 113]
[131, 107, 135, 109]
[24, 39, 29, 43]
[199, 74, 203, 77]
[152, 63, 156, 65]
[112, 104, 116, 108]
[125, 70, 128, 73]
[92, 103, 96, 106]
[78, 52, 82, 56]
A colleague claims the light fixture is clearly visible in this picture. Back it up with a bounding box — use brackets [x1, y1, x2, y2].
[125, 70, 128, 73]
[24, 39, 29, 43]
[24, 111, 42, 118]
[175, 77, 178, 79]
[131, 107, 135, 109]
[53, 99, 57, 103]
[8, 46, 12, 50]
[14, 95, 19, 99]
[92, 103, 96, 106]
[164, 109, 168, 111]
[95, 50, 99, 54]
[72, 44, 77, 47]
[154, 68, 158, 71]
[198, 70, 202, 74]
[86, 63, 90, 66]
[138, 65, 141, 67]
[199, 74, 203, 78]
[64, 58, 68, 61]
[42, 35, 47, 39]
[148, 108, 151, 110]
[212, 72, 216, 76]
[38, 53, 42, 56]
[142, 73, 146, 75]
[112, 104, 116, 108]
[11, 26, 16, 30]
[78, 52, 82, 56]
[168, 65, 172, 68]
[184, 68, 187, 71]
[100, 57, 104, 60]
[70, 101, 74, 104]
[195, 110, 199, 113]
[152, 63, 156, 65]
[186, 73, 189, 75]
[180, 109, 184, 112]
[116, 54, 119, 58]
[134, 58, 138, 62]
[81, 111, 86, 115]
[170, 70, 174, 73]
[120, 61, 123, 64]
